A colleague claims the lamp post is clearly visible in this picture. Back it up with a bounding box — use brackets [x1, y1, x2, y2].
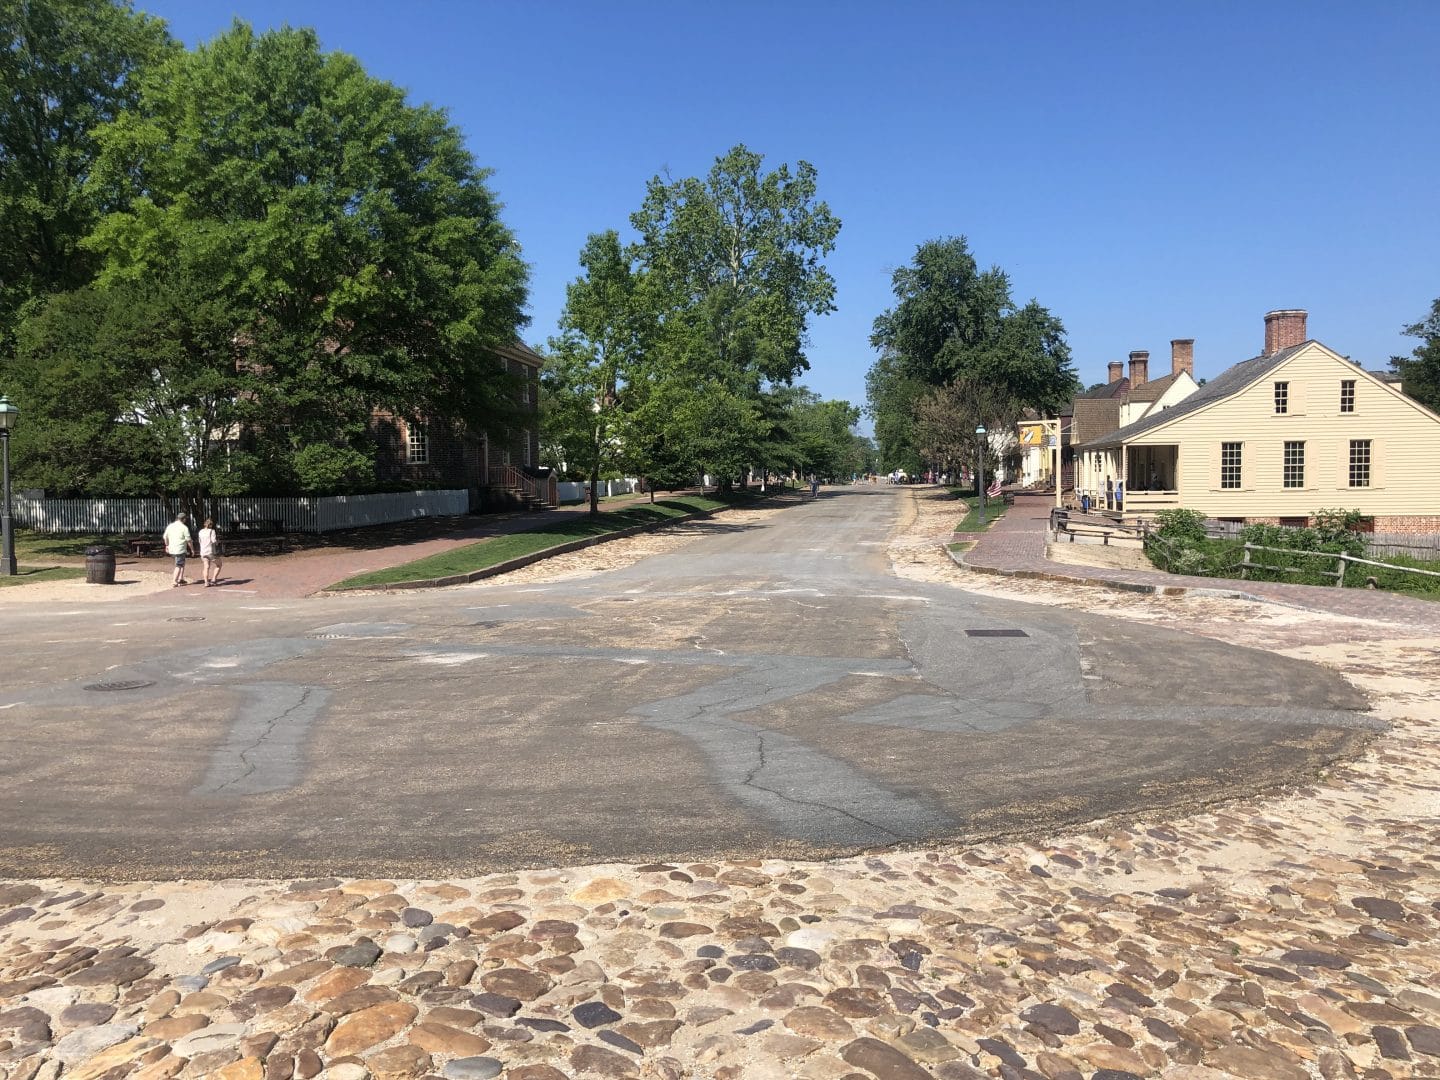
[0, 395, 18, 576]
[975, 424, 987, 526]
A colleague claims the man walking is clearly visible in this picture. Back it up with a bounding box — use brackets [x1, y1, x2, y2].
[163, 511, 194, 587]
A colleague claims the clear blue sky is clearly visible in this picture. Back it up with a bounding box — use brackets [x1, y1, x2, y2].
[138, 0, 1439, 415]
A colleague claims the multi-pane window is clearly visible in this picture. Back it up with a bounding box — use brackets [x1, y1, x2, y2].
[1283, 440, 1305, 488]
[1274, 382, 1289, 414]
[1220, 442, 1242, 489]
[1340, 379, 1356, 413]
[521, 375, 532, 405]
[406, 422, 429, 465]
[1348, 439, 1371, 487]
[522, 429, 532, 467]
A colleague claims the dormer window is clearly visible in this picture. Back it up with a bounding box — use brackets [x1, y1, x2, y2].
[1274, 382, 1289, 414]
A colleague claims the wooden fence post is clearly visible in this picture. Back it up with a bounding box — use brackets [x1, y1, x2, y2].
[1240, 544, 1252, 580]
[1335, 553, 1348, 588]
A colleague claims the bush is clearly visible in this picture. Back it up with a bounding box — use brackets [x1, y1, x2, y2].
[1153, 508, 1208, 544]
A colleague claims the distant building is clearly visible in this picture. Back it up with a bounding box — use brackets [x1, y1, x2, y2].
[1075, 310, 1440, 531]
[1062, 342, 1199, 503]
[373, 341, 551, 510]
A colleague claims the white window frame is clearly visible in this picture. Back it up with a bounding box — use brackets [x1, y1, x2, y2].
[1348, 439, 1371, 488]
[1282, 440, 1305, 488]
[406, 422, 429, 465]
[1340, 379, 1356, 414]
[1220, 442, 1242, 489]
[1273, 381, 1289, 415]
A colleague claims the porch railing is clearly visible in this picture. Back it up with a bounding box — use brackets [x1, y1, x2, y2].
[488, 465, 556, 507]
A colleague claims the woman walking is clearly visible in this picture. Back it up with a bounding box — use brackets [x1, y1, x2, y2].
[198, 517, 223, 587]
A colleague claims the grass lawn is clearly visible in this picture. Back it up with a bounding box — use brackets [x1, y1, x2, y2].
[950, 493, 1009, 532]
[0, 565, 87, 587]
[12, 530, 111, 562]
[330, 494, 734, 589]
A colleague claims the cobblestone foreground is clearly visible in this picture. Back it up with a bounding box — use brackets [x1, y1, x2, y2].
[2, 493, 1437, 1080]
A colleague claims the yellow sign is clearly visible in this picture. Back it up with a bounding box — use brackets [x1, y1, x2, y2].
[1018, 423, 1046, 447]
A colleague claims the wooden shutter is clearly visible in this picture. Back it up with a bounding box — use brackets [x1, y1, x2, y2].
[1371, 438, 1384, 489]
[1336, 439, 1350, 491]
[1289, 380, 1307, 416]
[1208, 442, 1221, 491]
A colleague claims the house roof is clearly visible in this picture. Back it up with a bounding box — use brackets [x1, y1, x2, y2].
[1077, 377, 1129, 400]
[1126, 371, 1181, 403]
[1070, 397, 1123, 446]
[1077, 341, 1309, 450]
[496, 341, 545, 368]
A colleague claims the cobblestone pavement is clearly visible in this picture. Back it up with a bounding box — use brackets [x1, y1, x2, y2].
[2, 488, 1438, 1080]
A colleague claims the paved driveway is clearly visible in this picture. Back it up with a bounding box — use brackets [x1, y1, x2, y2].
[0, 487, 1372, 879]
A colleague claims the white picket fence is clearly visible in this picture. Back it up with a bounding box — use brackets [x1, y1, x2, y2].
[555, 478, 642, 503]
[13, 490, 469, 535]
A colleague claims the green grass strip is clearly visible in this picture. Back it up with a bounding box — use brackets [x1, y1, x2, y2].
[0, 566, 87, 587]
[329, 495, 734, 589]
[950, 493, 1009, 532]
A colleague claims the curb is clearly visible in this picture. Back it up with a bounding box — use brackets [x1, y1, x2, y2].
[945, 543, 1273, 604]
[337, 492, 800, 592]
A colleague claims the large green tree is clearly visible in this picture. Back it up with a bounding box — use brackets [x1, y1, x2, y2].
[866, 236, 1075, 474]
[625, 144, 840, 486]
[8, 272, 252, 503]
[1390, 297, 1440, 414]
[545, 230, 648, 512]
[79, 21, 528, 492]
[0, 0, 172, 346]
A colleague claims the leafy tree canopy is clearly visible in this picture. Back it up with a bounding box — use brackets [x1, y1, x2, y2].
[0, 0, 173, 345]
[630, 144, 840, 390]
[1390, 297, 1440, 414]
[78, 21, 528, 491]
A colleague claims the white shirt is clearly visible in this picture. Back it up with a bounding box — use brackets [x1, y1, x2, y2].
[198, 528, 218, 557]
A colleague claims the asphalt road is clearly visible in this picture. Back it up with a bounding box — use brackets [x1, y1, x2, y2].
[0, 486, 1374, 879]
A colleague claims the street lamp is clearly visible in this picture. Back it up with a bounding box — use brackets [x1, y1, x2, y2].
[0, 395, 18, 576]
[976, 424, 987, 526]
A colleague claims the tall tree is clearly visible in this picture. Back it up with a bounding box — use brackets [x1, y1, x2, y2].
[631, 144, 840, 389]
[866, 236, 1075, 475]
[8, 272, 253, 504]
[80, 21, 528, 492]
[547, 231, 647, 512]
[913, 375, 1021, 485]
[0, 0, 173, 345]
[627, 144, 840, 486]
[1390, 297, 1440, 414]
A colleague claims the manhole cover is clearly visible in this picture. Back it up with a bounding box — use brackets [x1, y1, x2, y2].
[84, 679, 156, 692]
[965, 629, 1029, 638]
[167, 616, 206, 623]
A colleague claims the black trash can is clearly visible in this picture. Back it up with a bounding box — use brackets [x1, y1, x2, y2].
[85, 544, 116, 585]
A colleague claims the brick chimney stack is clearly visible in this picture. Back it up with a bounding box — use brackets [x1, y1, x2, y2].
[1263, 310, 1307, 357]
[1128, 350, 1149, 388]
[1107, 360, 1123, 383]
[1171, 339, 1194, 379]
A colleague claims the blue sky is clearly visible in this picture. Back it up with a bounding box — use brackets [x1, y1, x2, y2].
[138, 1, 1440, 415]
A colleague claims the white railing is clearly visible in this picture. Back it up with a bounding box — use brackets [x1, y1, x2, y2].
[14, 490, 469, 535]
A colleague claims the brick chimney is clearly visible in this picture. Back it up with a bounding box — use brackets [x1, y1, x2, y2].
[1263, 310, 1307, 357]
[1128, 350, 1149, 388]
[1171, 338, 1194, 379]
[1107, 360, 1123, 383]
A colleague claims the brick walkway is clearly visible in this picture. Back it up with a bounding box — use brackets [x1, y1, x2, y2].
[127, 491, 669, 603]
[961, 493, 1440, 628]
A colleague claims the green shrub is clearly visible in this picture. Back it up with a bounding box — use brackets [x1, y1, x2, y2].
[1153, 508, 1208, 544]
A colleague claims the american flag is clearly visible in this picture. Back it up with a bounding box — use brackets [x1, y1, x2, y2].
[986, 476, 1002, 498]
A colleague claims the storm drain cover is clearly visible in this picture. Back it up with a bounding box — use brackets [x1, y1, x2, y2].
[84, 679, 156, 692]
[167, 616, 206, 623]
[965, 629, 1029, 638]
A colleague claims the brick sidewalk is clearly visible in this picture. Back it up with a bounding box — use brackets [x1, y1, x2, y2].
[961, 492, 1440, 628]
[127, 490, 678, 603]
